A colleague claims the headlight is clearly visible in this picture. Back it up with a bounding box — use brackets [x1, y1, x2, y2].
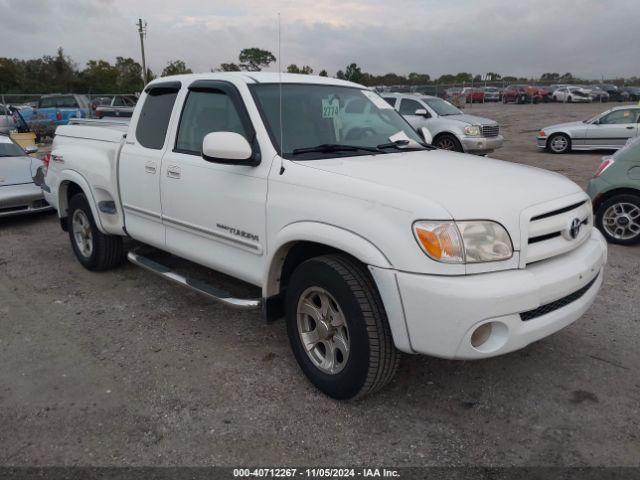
[413, 220, 513, 264]
[463, 125, 481, 136]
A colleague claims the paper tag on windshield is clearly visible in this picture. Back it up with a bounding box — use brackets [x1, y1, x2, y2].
[322, 97, 340, 118]
[361, 90, 393, 109]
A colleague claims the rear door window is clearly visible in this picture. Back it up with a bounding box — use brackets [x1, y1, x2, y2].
[135, 88, 179, 149]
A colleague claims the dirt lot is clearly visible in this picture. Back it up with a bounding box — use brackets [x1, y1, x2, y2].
[1, 102, 638, 467]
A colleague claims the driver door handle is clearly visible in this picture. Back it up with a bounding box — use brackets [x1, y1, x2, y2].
[167, 165, 181, 179]
[626, 126, 634, 130]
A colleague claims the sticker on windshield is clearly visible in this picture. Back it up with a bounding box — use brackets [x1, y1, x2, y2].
[322, 97, 340, 118]
[361, 90, 393, 109]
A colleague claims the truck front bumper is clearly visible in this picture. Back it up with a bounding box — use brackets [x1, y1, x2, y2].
[460, 134, 504, 154]
[371, 229, 607, 359]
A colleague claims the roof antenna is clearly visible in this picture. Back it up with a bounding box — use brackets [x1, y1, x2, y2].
[278, 12, 285, 175]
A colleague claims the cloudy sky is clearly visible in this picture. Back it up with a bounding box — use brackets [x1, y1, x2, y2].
[1, 0, 638, 79]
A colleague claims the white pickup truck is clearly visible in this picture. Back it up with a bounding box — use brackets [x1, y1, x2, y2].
[43, 73, 607, 399]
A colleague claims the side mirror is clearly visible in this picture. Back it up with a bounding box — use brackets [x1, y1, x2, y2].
[419, 127, 433, 144]
[202, 132, 254, 165]
[24, 145, 38, 155]
[414, 108, 429, 117]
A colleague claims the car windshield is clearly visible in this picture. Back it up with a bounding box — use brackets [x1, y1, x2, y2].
[0, 137, 26, 157]
[251, 84, 426, 159]
[422, 97, 462, 116]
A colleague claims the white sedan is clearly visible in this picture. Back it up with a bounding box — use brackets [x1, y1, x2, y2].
[552, 87, 592, 103]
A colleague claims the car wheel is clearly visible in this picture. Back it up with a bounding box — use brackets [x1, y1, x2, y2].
[596, 194, 640, 245]
[434, 133, 463, 152]
[547, 133, 571, 154]
[68, 193, 124, 271]
[285, 254, 400, 399]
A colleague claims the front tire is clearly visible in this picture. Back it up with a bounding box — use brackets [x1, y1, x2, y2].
[285, 254, 400, 400]
[434, 133, 463, 152]
[595, 194, 640, 245]
[68, 193, 124, 271]
[547, 133, 571, 154]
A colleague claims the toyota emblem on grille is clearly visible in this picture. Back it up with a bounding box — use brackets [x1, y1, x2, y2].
[566, 218, 582, 240]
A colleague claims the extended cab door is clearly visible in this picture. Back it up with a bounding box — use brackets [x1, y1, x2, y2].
[118, 82, 181, 248]
[159, 80, 267, 285]
[586, 108, 640, 149]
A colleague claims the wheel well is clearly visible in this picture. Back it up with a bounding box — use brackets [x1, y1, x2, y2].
[546, 132, 570, 148]
[264, 241, 368, 322]
[57, 181, 84, 231]
[593, 187, 640, 212]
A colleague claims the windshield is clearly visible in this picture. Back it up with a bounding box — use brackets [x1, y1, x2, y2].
[0, 137, 25, 157]
[250, 84, 425, 159]
[422, 97, 462, 116]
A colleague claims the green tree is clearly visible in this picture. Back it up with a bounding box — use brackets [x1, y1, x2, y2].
[162, 60, 192, 77]
[286, 64, 313, 74]
[217, 63, 241, 72]
[343, 63, 364, 83]
[238, 48, 276, 71]
[408, 72, 430, 85]
[319, 69, 328, 77]
[115, 57, 144, 92]
[79, 60, 119, 93]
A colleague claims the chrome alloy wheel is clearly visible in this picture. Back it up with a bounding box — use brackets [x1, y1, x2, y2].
[549, 135, 569, 153]
[602, 202, 640, 240]
[72, 209, 93, 257]
[296, 287, 350, 375]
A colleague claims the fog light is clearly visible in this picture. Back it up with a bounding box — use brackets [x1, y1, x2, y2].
[471, 323, 492, 348]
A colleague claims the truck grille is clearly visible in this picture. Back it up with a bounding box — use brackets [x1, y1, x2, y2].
[520, 273, 599, 321]
[481, 125, 500, 137]
[524, 199, 592, 265]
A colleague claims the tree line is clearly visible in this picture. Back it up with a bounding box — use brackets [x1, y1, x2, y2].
[0, 47, 636, 95]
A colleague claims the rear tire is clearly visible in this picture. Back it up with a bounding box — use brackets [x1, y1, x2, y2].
[595, 194, 640, 245]
[68, 193, 124, 271]
[285, 254, 400, 400]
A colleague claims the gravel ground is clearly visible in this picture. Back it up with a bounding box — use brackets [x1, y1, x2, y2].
[0, 102, 638, 467]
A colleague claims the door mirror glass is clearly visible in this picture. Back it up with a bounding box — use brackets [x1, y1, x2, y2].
[24, 145, 38, 154]
[202, 131, 252, 163]
[419, 127, 433, 144]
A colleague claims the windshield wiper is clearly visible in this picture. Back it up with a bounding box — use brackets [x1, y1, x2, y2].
[377, 139, 434, 151]
[291, 144, 380, 155]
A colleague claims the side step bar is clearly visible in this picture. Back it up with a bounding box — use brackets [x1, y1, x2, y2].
[127, 251, 261, 310]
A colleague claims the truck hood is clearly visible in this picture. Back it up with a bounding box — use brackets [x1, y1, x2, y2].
[0, 156, 37, 186]
[300, 150, 583, 247]
[443, 113, 497, 126]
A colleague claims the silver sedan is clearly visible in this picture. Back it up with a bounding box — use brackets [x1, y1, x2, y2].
[537, 105, 640, 154]
[0, 135, 52, 217]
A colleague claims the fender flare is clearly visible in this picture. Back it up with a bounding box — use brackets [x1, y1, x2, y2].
[56, 170, 106, 233]
[263, 221, 392, 297]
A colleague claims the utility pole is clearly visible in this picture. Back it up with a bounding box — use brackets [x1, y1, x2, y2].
[137, 18, 148, 85]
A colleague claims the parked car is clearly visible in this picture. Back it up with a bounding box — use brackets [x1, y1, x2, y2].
[537, 105, 640, 153]
[383, 93, 503, 154]
[587, 137, 640, 244]
[599, 84, 622, 101]
[482, 86, 501, 102]
[0, 104, 17, 134]
[93, 95, 137, 119]
[502, 85, 543, 103]
[619, 86, 640, 102]
[551, 86, 592, 103]
[0, 134, 51, 217]
[460, 87, 485, 103]
[30, 94, 91, 137]
[43, 72, 606, 399]
[585, 86, 610, 102]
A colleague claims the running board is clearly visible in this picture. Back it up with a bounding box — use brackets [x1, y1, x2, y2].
[127, 251, 261, 310]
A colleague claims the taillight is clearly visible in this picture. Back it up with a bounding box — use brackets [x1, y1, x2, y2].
[594, 157, 614, 177]
[42, 153, 51, 174]
[56, 111, 62, 121]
